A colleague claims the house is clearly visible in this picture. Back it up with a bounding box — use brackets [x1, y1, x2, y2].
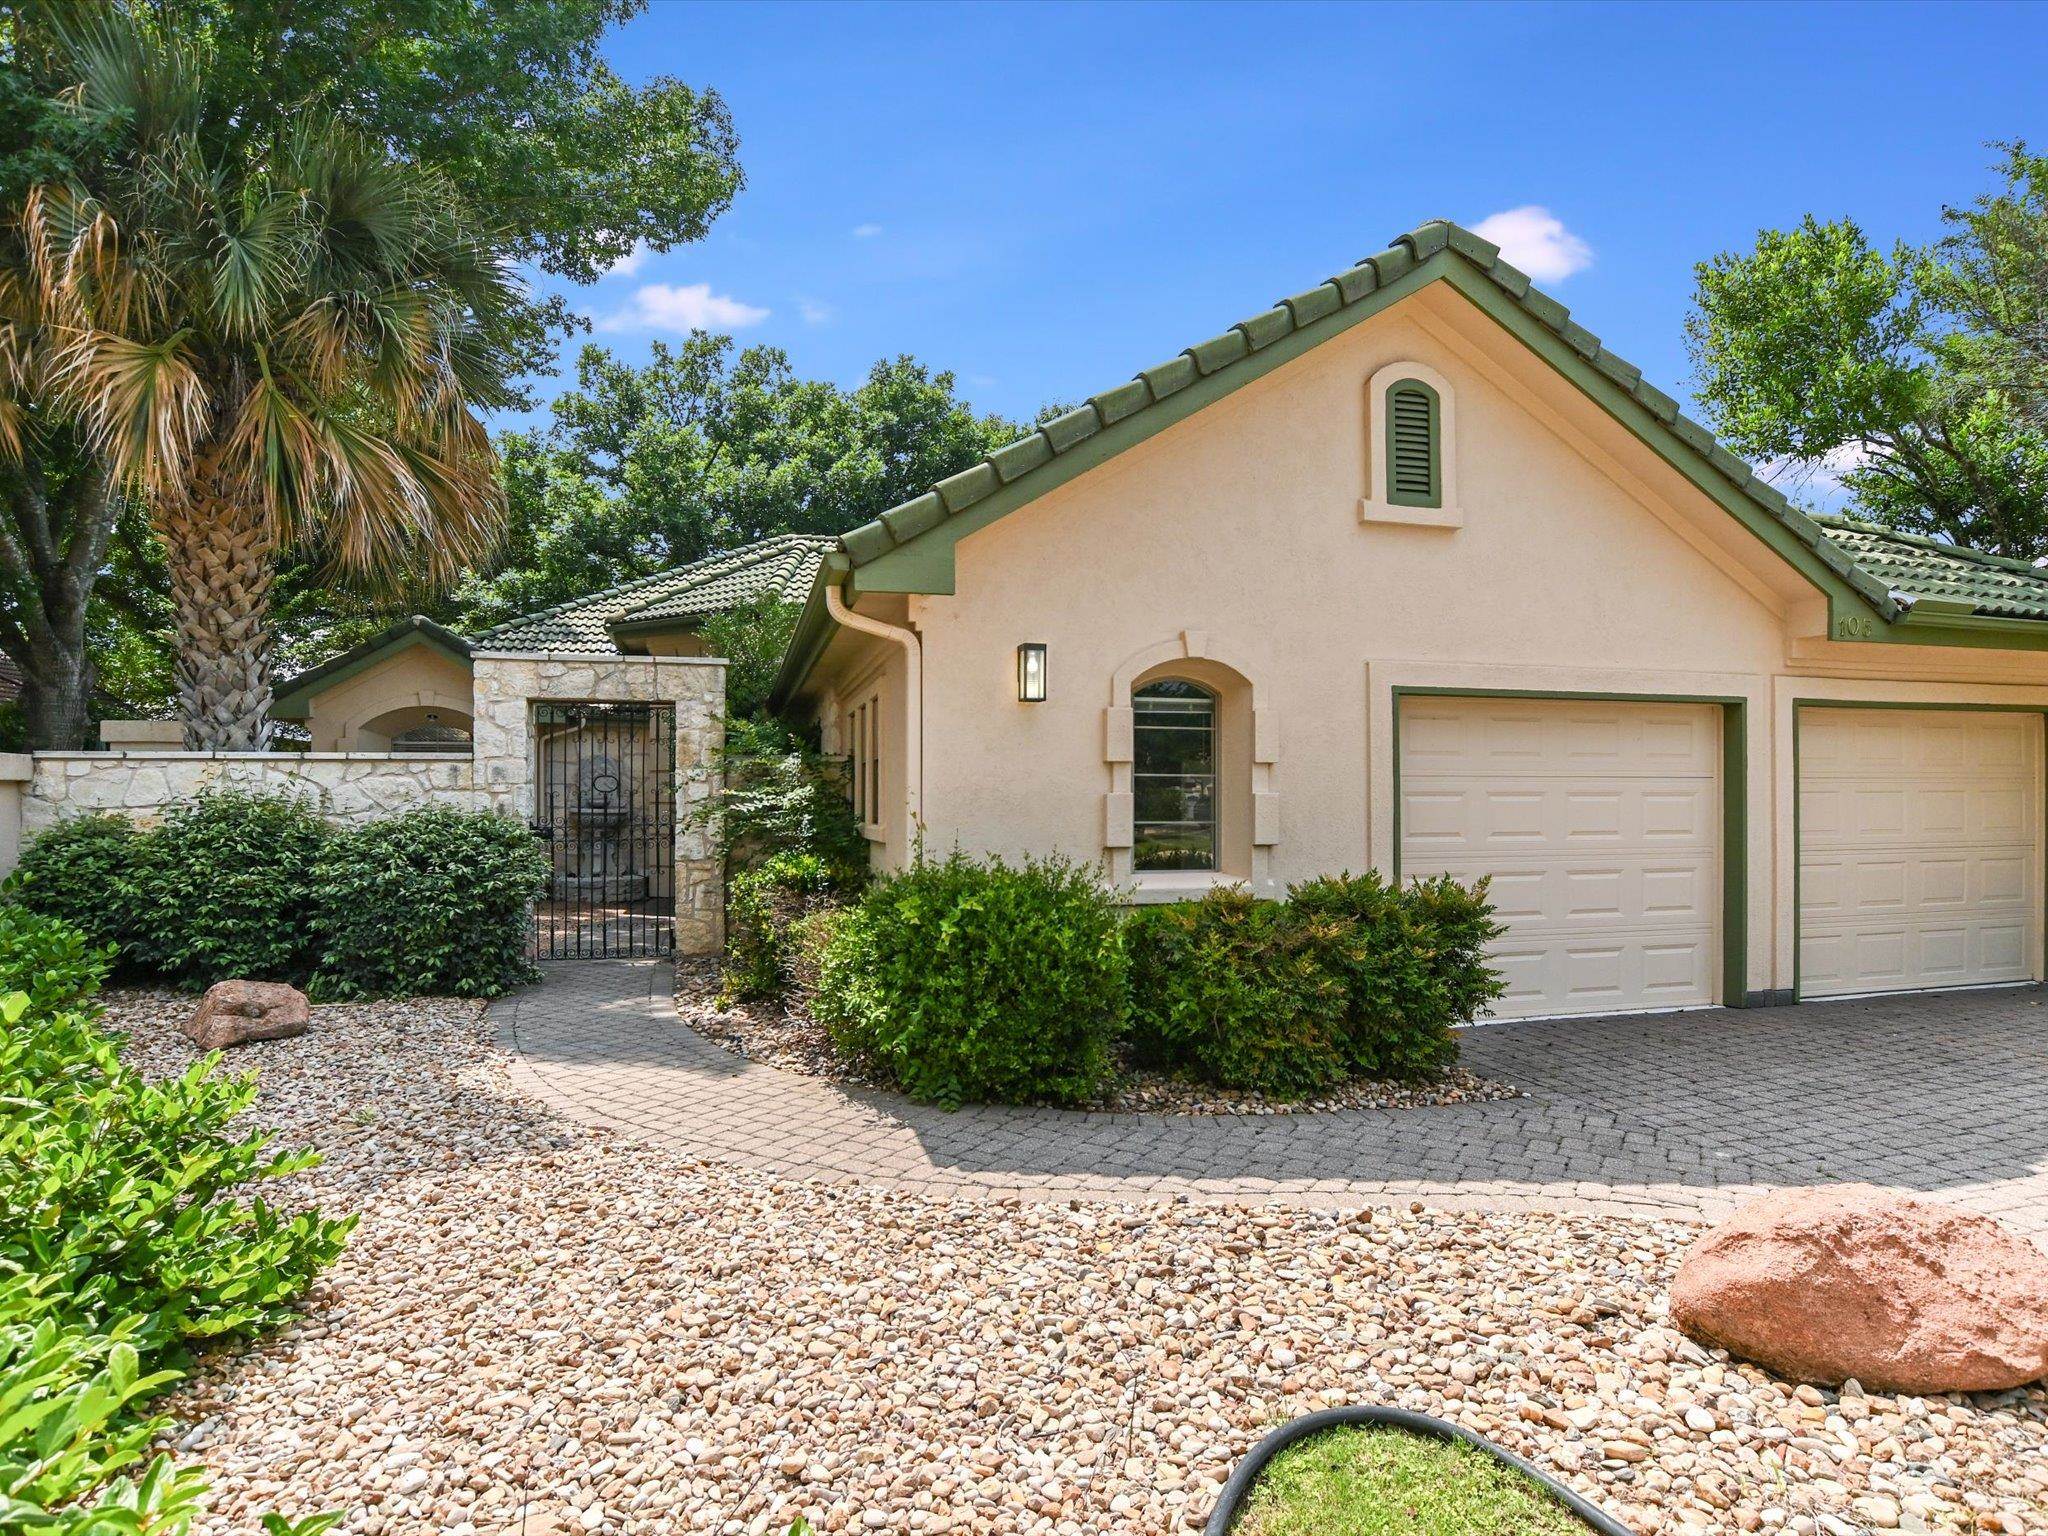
[270, 534, 833, 750]
[769, 220, 2048, 1020]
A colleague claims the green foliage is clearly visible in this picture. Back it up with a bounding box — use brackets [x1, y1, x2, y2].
[700, 716, 871, 878]
[126, 794, 333, 988]
[1126, 876, 1504, 1096]
[1686, 153, 2048, 558]
[720, 852, 861, 1005]
[697, 595, 801, 720]
[1288, 872, 1505, 1081]
[0, 913, 349, 1531]
[311, 808, 552, 999]
[11, 794, 547, 998]
[440, 341, 1023, 635]
[813, 853, 1127, 1108]
[7, 813, 141, 954]
[1124, 888, 1348, 1098]
[0, 905, 113, 1015]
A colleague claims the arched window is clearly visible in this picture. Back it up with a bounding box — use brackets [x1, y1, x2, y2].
[1384, 378, 1441, 508]
[1132, 679, 1217, 871]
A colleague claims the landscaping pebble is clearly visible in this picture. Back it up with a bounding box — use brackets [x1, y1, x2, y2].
[673, 962, 1522, 1117]
[103, 989, 2048, 1536]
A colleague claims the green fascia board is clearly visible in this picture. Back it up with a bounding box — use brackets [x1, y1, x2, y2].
[606, 613, 704, 641]
[769, 552, 851, 708]
[271, 617, 472, 719]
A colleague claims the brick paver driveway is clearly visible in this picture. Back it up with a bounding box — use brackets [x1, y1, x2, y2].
[494, 962, 2048, 1233]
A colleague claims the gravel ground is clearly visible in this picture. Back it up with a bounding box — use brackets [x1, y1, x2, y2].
[673, 963, 1521, 1116]
[110, 990, 2048, 1536]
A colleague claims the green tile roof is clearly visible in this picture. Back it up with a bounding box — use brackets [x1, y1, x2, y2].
[475, 534, 834, 653]
[1815, 516, 2048, 621]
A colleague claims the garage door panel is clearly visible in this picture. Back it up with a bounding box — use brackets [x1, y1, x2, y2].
[1401, 698, 1720, 1020]
[1800, 708, 2040, 997]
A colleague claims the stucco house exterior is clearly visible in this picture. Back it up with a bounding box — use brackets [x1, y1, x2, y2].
[768, 219, 2048, 1021]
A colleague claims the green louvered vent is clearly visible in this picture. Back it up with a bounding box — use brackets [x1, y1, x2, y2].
[1386, 380, 1440, 507]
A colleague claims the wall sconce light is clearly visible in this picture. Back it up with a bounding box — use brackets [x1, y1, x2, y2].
[1017, 643, 1047, 703]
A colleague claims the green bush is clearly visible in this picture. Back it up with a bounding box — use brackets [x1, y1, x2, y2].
[0, 905, 114, 1013]
[7, 812, 141, 955]
[311, 807, 552, 998]
[126, 791, 333, 987]
[812, 852, 1127, 1107]
[721, 851, 862, 1005]
[0, 911, 349, 1532]
[1288, 872, 1505, 1080]
[1124, 887, 1350, 1097]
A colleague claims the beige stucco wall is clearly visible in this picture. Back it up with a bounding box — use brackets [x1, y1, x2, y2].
[303, 640, 477, 751]
[801, 282, 2048, 1002]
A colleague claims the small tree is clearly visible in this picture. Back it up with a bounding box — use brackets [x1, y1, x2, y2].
[696, 594, 800, 719]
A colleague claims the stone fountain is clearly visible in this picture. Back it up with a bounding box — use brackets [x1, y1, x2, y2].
[553, 749, 649, 903]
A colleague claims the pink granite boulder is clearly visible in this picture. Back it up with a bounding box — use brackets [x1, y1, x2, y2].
[1670, 1184, 2048, 1393]
[182, 980, 311, 1050]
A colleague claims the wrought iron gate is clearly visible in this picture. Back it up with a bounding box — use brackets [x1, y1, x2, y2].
[531, 702, 678, 958]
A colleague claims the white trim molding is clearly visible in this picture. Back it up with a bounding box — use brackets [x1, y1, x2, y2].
[1361, 359, 1463, 529]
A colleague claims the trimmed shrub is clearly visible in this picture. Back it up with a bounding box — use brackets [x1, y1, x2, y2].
[1124, 887, 1349, 1097]
[7, 813, 141, 955]
[127, 790, 332, 986]
[1287, 871, 1506, 1080]
[311, 807, 552, 998]
[721, 851, 862, 1005]
[813, 853, 1126, 1107]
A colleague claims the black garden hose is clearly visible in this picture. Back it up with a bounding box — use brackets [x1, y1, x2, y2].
[1201, 1405, 1638, 1536]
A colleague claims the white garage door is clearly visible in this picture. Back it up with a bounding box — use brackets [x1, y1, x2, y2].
[1399, 696, 1721, 1020]
[1799, 708, 2040, 998]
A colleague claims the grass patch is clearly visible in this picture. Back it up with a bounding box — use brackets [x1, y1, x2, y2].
[1237, 1426, 1589, 1535]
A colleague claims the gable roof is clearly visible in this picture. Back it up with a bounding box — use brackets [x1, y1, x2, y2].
[475, 534, 833, 653]
[776, 220, 2048, 701]
[272, 615, 473, 719]
[1814, 516, 2048, 621]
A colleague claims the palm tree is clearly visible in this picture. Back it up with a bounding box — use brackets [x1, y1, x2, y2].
[1, 18, 519, 748]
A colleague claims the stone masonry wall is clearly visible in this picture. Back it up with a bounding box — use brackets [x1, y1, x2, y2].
[15, 651, 726, 954]
[23, 752, 485, 837]
[471, 652, 725, 953]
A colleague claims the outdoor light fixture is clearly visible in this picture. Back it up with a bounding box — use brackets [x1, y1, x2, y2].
[1017, 643, 1047, 703]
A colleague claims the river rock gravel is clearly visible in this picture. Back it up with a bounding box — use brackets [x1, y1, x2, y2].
[103, 989, 2048, 1536]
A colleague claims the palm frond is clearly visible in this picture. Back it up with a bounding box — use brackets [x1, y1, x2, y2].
[50, 327, 208, 495]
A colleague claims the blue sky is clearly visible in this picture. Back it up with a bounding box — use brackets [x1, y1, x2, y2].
[523, 0, 2048, 449]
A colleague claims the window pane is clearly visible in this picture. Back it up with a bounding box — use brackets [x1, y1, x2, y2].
[1133, 824, 1216, 871]
[1132, 679, 1216, 872]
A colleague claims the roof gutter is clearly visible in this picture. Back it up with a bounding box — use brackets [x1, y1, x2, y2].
[824, 575, 922, 834]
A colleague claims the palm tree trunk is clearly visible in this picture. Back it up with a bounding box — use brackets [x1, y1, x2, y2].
[158, 493, 277, 751]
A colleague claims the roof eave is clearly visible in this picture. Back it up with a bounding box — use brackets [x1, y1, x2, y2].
[768, 552, 849, 710]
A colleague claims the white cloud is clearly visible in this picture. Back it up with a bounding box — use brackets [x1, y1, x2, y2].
[1759, 440, 1874, 507]
[596, 282, 769, 333]
[1470, 206, 1593, 283]
[852, 222, 883, 239]
[797, 297, 834, 325]
[601, 242, 651, 279]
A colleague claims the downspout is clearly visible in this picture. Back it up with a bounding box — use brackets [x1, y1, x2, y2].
[824, 578, 922, 842]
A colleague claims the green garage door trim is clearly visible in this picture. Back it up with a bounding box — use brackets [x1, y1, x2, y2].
[1791, 699, 2048, 1002]
[1391, 687, 1750, 1011]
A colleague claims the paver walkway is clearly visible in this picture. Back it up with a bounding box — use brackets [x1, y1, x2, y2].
[494, 962, 2048, 1232]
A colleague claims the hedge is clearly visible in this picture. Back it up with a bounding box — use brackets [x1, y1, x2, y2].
[795, 863, 1503, 1106]
[9, 791, 550, 998]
